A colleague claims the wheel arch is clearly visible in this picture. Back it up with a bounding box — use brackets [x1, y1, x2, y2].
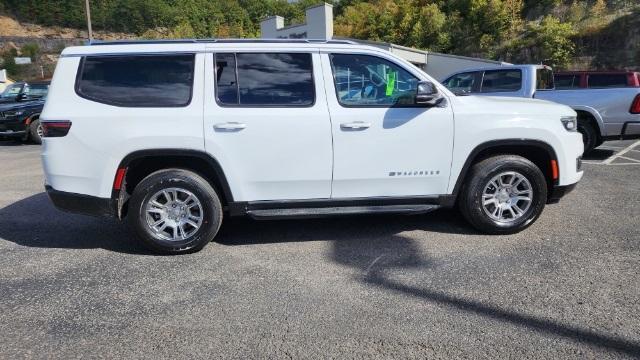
[451, 139, 558, 203]
[113, 149, 234, 218]
[572, 106, 604, 135]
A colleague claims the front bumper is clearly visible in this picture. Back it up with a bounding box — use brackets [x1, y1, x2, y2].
[46, 185, 115, 218]
[0, 118, 27, 137]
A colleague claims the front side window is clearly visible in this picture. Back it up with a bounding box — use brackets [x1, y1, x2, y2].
[25, 84, 49, 97]
[215, 53, 314, 106]
[481, 70, 522, 93]
[443, 72, 477, 94]
[330, 54, 419, 107]
[76, 54, 195, 107]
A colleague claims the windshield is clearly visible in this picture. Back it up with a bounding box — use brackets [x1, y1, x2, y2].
[1, 84, 22, 98]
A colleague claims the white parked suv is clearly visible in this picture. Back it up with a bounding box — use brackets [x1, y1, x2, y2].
[41, 39, 584, 254]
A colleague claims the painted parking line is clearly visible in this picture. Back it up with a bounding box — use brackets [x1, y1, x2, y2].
[603, 140, 640, 165]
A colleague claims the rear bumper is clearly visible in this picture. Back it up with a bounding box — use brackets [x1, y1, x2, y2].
[547, 183, 578, 204]
[45, 185, 114, 217]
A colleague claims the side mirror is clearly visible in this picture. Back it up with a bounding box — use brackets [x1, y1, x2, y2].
[415, 81, 443, 106]
[16, 93, 28, 102]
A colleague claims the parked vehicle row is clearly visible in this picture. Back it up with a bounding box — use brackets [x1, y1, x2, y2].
[41, 39, 583, 254]
[555, 71, 640, 89]
[0, 82, 49, 143]
[441, 65, 640, 152]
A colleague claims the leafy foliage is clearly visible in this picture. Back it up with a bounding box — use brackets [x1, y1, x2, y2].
[1, 0, 638, 69]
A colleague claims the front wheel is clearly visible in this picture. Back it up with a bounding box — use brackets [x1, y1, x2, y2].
[29, 119, 43, 144]
[128, 169, 223, 254]
[458, 155, 547, 234]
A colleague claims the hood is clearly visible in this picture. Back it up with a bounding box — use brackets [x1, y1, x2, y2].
[456, 94, 576, 117]
[0, 99, 45, 112]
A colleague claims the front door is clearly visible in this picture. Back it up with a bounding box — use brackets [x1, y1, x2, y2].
[203, 51, 333, 202]
[321, 52, 454, 198]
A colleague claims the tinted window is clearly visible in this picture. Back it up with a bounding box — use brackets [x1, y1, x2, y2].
[443, 72, 477, 94]
[481, 70, 522, 93]
[588, 74, 628, 88]
[215, 53, 238, 105]
[330, 54, 419, 106]
[76, 54, 195, 107]
[555, 74, 578, 89]
[216, 53, 314, 106]
[536, 68, 554, 90]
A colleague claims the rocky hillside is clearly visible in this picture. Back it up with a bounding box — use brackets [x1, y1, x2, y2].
[0, 15, 132, 80]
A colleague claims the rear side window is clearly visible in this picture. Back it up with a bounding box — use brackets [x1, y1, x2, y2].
[215, 53, 314, 106]
[481, 70, 522, 93]
[536, 68, 554, 90]
[443, 72, 477, 94]
[555, 74, 578, 89]
[76, 54, 195, 107]
[588, 74, 628, 88]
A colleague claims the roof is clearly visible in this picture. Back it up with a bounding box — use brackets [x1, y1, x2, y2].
[61, 38, 388, 57]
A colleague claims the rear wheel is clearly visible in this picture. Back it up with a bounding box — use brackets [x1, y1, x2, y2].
[129, 169, 223, 254]
[459, 155, 547, 234]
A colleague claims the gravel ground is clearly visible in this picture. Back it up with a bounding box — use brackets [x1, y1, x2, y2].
[0, 139, 639, 359]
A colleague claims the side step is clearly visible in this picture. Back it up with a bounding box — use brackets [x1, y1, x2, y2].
[246, 204, 439, 220]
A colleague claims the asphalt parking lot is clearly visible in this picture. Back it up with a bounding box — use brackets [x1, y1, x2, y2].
[0, 139, 639, 359]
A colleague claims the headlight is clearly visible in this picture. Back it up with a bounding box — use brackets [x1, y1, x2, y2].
[4, 110, 25, 117]
[561, 116, 577, 132]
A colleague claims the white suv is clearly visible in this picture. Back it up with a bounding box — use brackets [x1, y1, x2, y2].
[41, 39, 584, 254]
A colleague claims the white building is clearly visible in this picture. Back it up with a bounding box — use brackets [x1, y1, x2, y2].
[260, 2, 509, 80]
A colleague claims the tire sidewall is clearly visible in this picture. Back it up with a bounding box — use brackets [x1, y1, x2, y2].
[464, 158, 547, 233]
[130, 171, 222, 254]
[578, 122, 597, 153]
[29, 119, 42, 144]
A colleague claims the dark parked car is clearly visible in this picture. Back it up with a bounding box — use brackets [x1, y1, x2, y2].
[0, 96, 46, 144]
[0, 81, 50, 104]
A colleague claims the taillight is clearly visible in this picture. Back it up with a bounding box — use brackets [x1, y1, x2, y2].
[631, 95, 640, 114]
[41, 121, 72, 137]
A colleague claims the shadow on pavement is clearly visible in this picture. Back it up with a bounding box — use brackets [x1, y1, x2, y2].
[217, 209, 475, 246]
[0, 193, 149, 254]
[328, 235, 640, 357]
[583, 148, 615, 161]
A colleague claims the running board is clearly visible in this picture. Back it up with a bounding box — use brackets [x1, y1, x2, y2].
[246, 204, 439, 219]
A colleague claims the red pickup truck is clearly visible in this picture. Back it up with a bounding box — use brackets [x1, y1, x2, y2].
[555, 71, 640, 89]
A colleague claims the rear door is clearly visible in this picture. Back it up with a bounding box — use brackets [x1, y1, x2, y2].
[203, 50, 333, 202]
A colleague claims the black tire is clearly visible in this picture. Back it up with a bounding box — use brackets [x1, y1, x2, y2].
[578, 120, 598, 153]
[128, 168, 223, 254]
[29, 119, 42, 145]
[458, 155, 547, 234]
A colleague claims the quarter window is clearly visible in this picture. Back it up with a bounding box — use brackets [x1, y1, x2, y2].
[215, 53, 314, 106]
[76, 54, 195, 107]
[329, 54, 419, 107]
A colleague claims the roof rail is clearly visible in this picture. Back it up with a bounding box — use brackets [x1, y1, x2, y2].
[88, 38, 360, 46]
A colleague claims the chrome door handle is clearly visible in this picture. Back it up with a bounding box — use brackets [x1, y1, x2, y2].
[340, 121, 371, 130]
[214, 122, 246, 131]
